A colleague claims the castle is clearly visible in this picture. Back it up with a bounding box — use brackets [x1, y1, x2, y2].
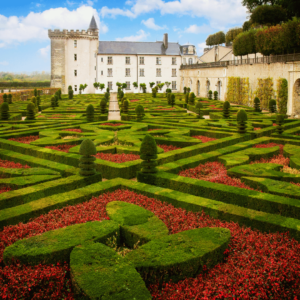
[48, 16, 198, 95]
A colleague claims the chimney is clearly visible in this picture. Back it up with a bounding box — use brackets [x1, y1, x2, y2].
[163, 33, 168, 49]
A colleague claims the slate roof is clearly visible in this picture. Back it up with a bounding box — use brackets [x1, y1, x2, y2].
[98, 41, 181, 55]
[88, 16, 98, 31]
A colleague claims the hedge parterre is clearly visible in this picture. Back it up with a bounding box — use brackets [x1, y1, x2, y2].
[1, 189, 299, 299]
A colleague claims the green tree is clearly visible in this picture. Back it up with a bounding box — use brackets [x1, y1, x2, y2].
[51, 96, 56, 109]
[149, 82, 155, 89]
[152, 88, 157, 98]
[226, 28, 243, 44]
[208, 90, 213, 100]
[276, 114, 285, 134]
[189, 92, 196, 105]
[269, 99, 277, 113]
[122, 83, 127, 90]
[26, 103, 36, 120]
[214, 91, 218, 100]
[195, 102, 203, 119]
[100, 99, 107, 114]
[79, 139, 97, 176]
[123, 99, 129, 114]
[254, 97, 261, 112]
[34, 88, 37, 97]
[277, 78, 288, 114]
[139, 135, 158, 173]
[170, 94, 175, 107]
[133, 82, 138, 89]
[243, 21, 252, 31]
[223, 101, 231, 118]
[250, 5, 287, 26]
[185, 92, 189, 104]
[233, 29, 257, 56]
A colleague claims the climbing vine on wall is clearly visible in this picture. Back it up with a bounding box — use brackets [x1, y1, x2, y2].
[226, 77, 250, 105]
[255, 78, 274, 110]
[277, 78, 288, 114]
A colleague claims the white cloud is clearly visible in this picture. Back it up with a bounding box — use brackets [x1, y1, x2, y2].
[101, 0, 247, 28]
[116, 29, 149, 41]
[39, 45, 50, 58]
[36, 3, 42, 7]
[184, 24, 211, 34]
[197, 42, 207, 55]
[0, 5, 108, 47]
[141, 18, 167, 30]
[0, 61, 9, 66]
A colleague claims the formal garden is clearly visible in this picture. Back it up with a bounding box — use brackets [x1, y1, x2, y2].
[0, 88, 300, 299]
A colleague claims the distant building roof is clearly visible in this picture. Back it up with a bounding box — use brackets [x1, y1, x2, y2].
[88, 16, 98, 31]
[98, 41, 181, 55]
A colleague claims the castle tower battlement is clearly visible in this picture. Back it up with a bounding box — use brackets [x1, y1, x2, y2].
[48, 16, 99, 94]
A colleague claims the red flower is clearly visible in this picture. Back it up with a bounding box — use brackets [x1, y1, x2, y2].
[94, 152, 140, 163]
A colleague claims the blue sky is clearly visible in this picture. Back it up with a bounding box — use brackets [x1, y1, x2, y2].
[0, 0, 247, 73]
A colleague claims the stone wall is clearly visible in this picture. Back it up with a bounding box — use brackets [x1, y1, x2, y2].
[180, 61, 300, 115]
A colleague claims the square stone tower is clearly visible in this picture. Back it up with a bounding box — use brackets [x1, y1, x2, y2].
[48, 16, 99, 94]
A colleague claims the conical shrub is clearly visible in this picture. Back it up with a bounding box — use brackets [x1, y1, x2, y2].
[254, 97, 261, 112]
[140, 134, 158, 173]
[189, 92, 195, 105]
[3, 94, 7, 103]
[237, 109, 247, 133]
[123, 99, 129, 114]
[269, 99, 277, 113]
[100, 99, 107, 114]
[51, 97, 56, 109]
[135, 104, 144, 121]
[195, 102, 203, 119]
[26, 103, 36, 120]
[79, 139, 97, 176]
[170, 94, 175, 107]
[276, 114, 285, 134]
[223, 101, 230, 118]
[8, 94, 12, 104]
[86, 104, 95, 122]
[0, 102, 9, 120]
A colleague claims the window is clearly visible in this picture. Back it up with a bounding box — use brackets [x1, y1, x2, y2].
[156, 81, 161, 86]
[74, 85, 77, 91]
[156, 57, 161, 65]
[107, 68, 113, 77]
[156, 68, 161, 77]
[101, 57, 103, 62]
[74, 40, 77, 48]
[101, 70, 103, 75]
[172, 69, 176, 77]
[108, 82, 113, 90]
[74, 54, 77, 61]
[139, 68, 144, 77]
[125, 57, 130, 64]
[125, 68, 130, 77]
[172, 57, 176, 65]
[74, 70, 77, 76]
[172, 81, 177, 90]
[183, 58, 186, 65]
[189, 58, 193, 65]
[139, 57, 144, 65]
[126, 81, 130, 90]
[183, 48, 187, 54]
[107, 57, 113, 64]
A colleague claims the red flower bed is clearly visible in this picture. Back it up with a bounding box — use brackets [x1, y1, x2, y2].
[63, 129, 82, 133]
[179, 161, 255, 190]
[156, 108, 175, 111]
[157, 144, 181, 152]
[0, 189, 299, 299]
[0, 159, 30, 169]
[148, 129, 160, 131]
[130, 100, 139, 102]
[8, 135, 39, 144]
[200, 100, 210, 103]
[0, 187, 12, 194]
[192, 136, 217, 143]
[101, 123, 123, 127]
[251, 143, 290, 166]
[273, 123, 277, 126]
[254, 127, 262, 131]
[45, 145, 76, 153]
[94, 152, 140, 163]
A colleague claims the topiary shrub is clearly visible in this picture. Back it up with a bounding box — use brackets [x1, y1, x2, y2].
[86, 104, 95, 122]
[26, 103, 36, 120]
[187, 87, 191, 93]
[254, 97, 261, 112]
[0, 102, 9, 120]
[3, 94, 7, 103]
[166, 88, 171, 94]
[34, 88, 37, 97]
[100, 99, 107, 114]
[223, 101, 231, 118]
[140, 135, 158, 173]
[37, 96, 41, 111]
[269, 99, 277, 113]
[152, 88, 157, 98]
[79, 139, 97, 176]
[183, 87, 187, 94]
[68, 89, 73, 100]
[106, 87, 110, 93]
[57, 89, 62, 100]
[170, 94, 175, 107]
[214, 91, 218, 100]
[167, 93, 171, 105]
[123, 99, 129, 114]
[104, 92, 110, 102]
[135, 105, 145, 121]
[54, 95, 59, 107]
[276, 114, 285, 134]
[189, 92, 195, 105]
[185, 92, 189, 104]
[51, 97, 56, 109]
[236, 109, 248, 133]
[208, 90, 213, 100]
[8, 94, 12, 104]
[195, 102, 203, 119]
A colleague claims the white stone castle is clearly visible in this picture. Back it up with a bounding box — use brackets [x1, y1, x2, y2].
[48, 16, 198, 94]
